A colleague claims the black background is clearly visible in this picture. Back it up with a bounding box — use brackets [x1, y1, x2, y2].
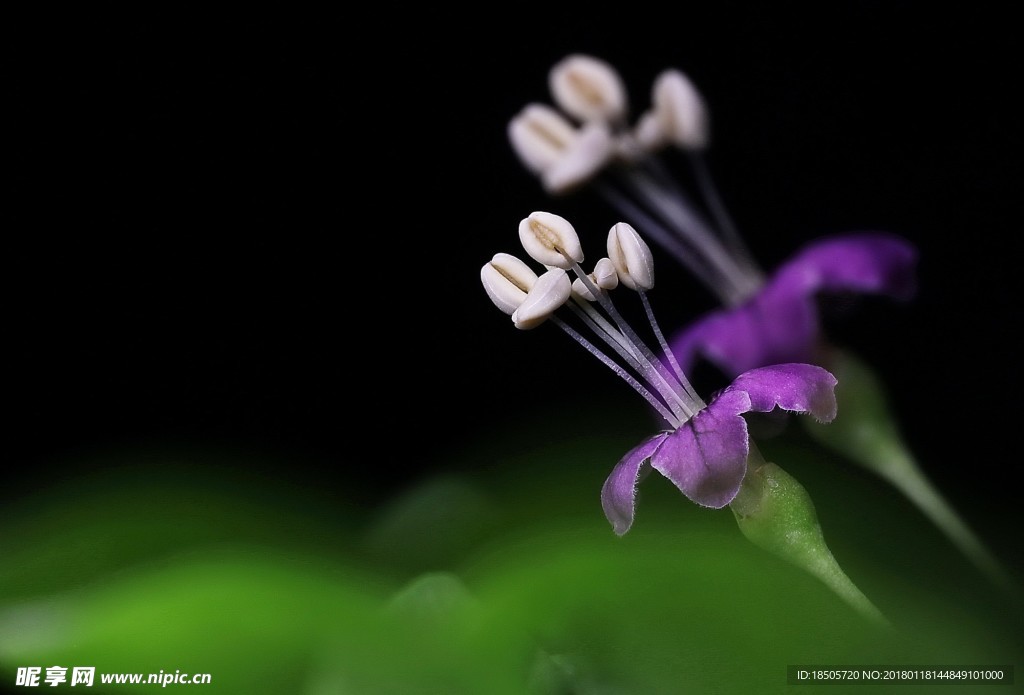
[8, 7, 1022, 556]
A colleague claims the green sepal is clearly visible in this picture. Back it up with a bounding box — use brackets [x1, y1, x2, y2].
[731, 446, 889, 627]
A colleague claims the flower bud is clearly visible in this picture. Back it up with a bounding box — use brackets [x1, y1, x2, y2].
[519, 211, 585, 269]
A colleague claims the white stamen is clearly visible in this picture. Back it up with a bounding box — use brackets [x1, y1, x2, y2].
[512, 267, 572, 330]
[568, 287, 692, 423]
[639, 290, 702, 406]
[518, 211, 585, 269]
[592, 257, 619, 290]
[571, 257, 619, 301]
[541, 121, 616, 194]
[549, 54, 627, 124]
[570, 259, 701, 420]
[607, 222, 655, 291]
[651, 69, 709, 150]
[508, 57, 768, 310]
[632, 109, 669, 152]
[507, 103, 579, 175]
[484, 212, 711, 425]
[612, 166, 761, 304]
[571, 278, 597, 302]
[596, 180, 725, 292]
[686, 151, 759, 273]
[552, 316, 682, 429]
[480, 252, 539, 315]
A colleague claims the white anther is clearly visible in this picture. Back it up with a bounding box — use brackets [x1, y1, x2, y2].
[549, 54, 628, 124]
[651, 69, 709, 150]
[541, 121, 615, 194]
[481, 252, 539, 315]
[571, 257, 620, 301]
[512, 268, 571, 329]
[518, 211, 585, 269]
[508, 103, 579, 175]
[592, 257, 619, 290]
[632, 109, 668, 151]
[608, 222, 655, 290]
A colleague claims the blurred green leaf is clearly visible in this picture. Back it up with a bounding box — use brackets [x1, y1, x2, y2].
[1, 548, 392, 693]
[2, 415, 1021, 693]
[0, 449, 357, 601]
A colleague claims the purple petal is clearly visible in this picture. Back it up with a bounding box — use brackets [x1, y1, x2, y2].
[671, 233, 917, 377]
[646, 365, 837, 509]
[601, 434, 667, 535]
[651, 390, 751, 509]
[670, 286, 818, 376]
[773, 232, 918, 301]
[725, 363, 838, 423]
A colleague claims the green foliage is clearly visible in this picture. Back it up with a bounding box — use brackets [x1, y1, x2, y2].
[2, 422, 1020, 693]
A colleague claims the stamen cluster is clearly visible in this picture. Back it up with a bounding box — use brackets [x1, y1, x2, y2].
[508, 54, 709, 195]
[509, 54, 763, 306]
[481, 211, 705, 429]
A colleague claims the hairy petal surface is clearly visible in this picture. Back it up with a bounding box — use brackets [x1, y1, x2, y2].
[601, 434, 667, 536]
[644, 364, 837, 511]
[725, 363, 839, 423]
[601, 364, 838, 529]
[651, 389, 751, 509]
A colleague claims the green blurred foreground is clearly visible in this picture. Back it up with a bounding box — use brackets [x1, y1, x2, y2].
[1, 412, 1020, 693]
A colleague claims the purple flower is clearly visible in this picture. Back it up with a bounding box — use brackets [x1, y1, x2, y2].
[670, 233, 918, 376]
[601, 363, 837, 535]
[482, 212, 839, 535]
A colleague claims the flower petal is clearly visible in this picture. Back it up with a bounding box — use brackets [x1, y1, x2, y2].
[725, 363, 839, 423]
[671, 233, 917, 377]
[651, 390, 751, 509]
[773, 232, 918, 301]
[670, 287, 818, 376]
[601, 434, 667, 535]
[647, 364, 837, 509]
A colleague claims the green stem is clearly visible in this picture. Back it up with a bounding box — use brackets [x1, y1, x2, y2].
[804, 346, 1017, 597]
[862, 436, 1015, 598]
[731, 444, 889, 628]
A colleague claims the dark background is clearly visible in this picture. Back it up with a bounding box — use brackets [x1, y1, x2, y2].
[8, 8, 1021, 561]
